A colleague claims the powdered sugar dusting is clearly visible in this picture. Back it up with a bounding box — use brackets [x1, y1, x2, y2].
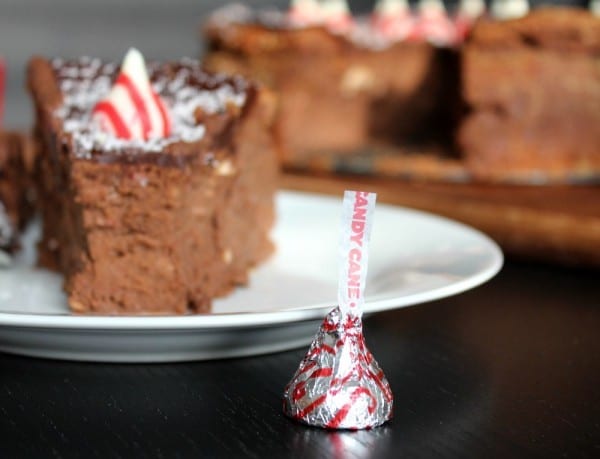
[52, 57, 248, 158]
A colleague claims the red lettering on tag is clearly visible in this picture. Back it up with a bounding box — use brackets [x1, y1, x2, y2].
[355, 192, 369, 207]
[349, 248, 361, 263]
[343, 191, 374, 308]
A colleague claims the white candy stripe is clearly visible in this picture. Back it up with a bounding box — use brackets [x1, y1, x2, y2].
[120, 49, 167, 137]
[374, 0, 410, 16]
[418, 0, 446, 14]
[320, 0, 351, 18]
[459, 0, 485, 18]
[491, 0, 529, 20]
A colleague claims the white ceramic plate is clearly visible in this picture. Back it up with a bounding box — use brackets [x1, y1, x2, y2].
[0, 191, 502, 362]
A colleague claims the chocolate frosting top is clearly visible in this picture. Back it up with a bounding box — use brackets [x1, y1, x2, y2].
[52, 56, 250, 165]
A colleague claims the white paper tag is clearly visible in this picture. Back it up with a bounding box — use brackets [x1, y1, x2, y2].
[337, 190, 377, 318]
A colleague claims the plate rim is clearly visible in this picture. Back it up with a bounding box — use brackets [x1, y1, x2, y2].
[0, 190, 503, 330]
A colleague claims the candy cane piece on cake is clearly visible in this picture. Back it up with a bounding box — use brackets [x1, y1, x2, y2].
[92, 48, 170, 140]
[371, 0, 416, 41]
[320, 0, 354, 33]
[414, 0, 458, 46]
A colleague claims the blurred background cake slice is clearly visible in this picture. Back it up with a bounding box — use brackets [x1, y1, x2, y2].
[459, 7, 600, 182]
[203, 1, 465, 168]
[203, 2, 599, 184]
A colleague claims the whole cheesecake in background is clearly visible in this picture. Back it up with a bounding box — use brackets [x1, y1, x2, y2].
[203, 1, 600, 184]
[203, 1, 465, 167]
[460, 7, 600, 182]
[27, 50, 278, 314]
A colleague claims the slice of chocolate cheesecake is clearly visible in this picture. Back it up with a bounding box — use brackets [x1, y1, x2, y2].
[28, 51, 278, 314]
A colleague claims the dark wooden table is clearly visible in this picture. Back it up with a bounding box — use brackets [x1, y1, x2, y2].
[1, 259, 598, 458]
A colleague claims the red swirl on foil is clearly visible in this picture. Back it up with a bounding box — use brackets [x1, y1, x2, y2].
[283, 307, 393, 429]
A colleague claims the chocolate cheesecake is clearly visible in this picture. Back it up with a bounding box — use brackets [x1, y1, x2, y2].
[459, 7, 600, 182]
[203, 3, 463, 167]
[203, 3, 600, 183]
[28, 55, 278, 314]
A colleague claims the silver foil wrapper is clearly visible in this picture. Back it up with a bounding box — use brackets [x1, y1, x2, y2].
[283, 306, 393, 429]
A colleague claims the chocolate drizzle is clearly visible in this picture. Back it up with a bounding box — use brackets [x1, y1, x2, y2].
[52, 57, 251, 166]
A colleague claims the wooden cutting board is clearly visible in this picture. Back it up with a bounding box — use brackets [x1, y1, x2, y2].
[281, 172, 600, 267]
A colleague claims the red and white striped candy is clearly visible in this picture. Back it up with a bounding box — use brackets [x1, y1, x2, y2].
[371, 0, 416, 41]
[288, 0, 354, 33]
[414, 0, 457, 46]
[320, 0, 354, 34]
[283, 191, 393, 430]
[288, 0, 322, 26]
[92, 48, 170, 140]
[454, 0, 485, 41]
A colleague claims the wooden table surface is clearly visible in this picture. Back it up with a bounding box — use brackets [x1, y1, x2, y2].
[282, 172, 600, 267]
[1, 179, 599, 458]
